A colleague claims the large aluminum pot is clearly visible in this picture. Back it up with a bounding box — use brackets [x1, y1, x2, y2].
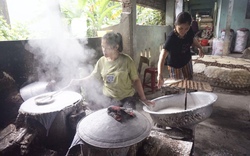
[143, 91, 218, 128]
[77, 108, 152, 149]
[18, 91, 83, 149]
[20, 81, 50, 101]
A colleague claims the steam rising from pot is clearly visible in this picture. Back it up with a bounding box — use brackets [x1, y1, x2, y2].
[24, 0, 111, 108]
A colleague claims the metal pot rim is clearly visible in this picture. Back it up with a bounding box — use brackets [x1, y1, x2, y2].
[143, 91, 217, 115]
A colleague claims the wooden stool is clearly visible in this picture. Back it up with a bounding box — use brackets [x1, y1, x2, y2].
[143, 67, 158, 92]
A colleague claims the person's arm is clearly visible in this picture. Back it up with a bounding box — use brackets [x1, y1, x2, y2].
[133, 78, 155, 106]
[69, 75, 92, 86]
[192, 38, 204, 58]
[157, 49, 168, 88]
[69, 58, 102, 86]
[46, 75, 92, 91]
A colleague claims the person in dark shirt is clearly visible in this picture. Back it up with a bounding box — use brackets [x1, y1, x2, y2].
[157, 12, 204, 88]
[191, 17, 199, 36]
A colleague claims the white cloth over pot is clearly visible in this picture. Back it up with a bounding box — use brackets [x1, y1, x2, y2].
[18, 90, 82, 135]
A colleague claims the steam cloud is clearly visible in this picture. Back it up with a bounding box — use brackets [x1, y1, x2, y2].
[24, 0, 110, 108]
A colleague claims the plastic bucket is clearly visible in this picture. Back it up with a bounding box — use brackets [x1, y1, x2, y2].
[201, 39, 209, 46]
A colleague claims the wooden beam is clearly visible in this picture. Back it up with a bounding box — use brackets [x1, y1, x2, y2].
[112, 0, 166, 12]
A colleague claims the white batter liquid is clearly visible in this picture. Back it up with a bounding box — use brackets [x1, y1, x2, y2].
[157, 107, 184, 113]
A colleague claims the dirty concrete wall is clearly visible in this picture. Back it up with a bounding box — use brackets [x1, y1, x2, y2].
[135, 25, 172, 79]
[102, 25, 172, 67]
[135, 25, 172, 67]
[218, 0, 250, 37]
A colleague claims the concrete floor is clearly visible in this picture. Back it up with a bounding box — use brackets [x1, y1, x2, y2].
[142, 89, 250, 156]
[194, 92, 250, 155]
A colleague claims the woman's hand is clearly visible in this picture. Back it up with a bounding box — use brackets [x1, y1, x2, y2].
[157, 74, 164, 89]
[193, 38, 205, 58]
[198, 48, 204, 58]
[157, 49, 168, 89]
[140, 98, 155, 107]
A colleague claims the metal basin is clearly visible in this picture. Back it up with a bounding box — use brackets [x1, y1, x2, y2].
[143, 91, 218, 128]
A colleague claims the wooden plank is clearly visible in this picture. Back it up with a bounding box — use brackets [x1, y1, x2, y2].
[165, 79, 213, 92]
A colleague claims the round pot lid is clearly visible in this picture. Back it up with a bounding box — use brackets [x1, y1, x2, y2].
[77, 108, 152, 148]
[19, 91, 82, 114]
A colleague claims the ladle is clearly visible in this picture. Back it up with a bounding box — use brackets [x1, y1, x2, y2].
[184, 79, 187, 110]
[34, 85, 70, 105]
[34, 79, 77, 104]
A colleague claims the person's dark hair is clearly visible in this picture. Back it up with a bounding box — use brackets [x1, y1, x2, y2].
[102, 32, 123, 52]
[175, 12, 192, 25]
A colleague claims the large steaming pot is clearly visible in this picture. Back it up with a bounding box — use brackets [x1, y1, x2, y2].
[77, 108, 152, 149]
[20, 81, 50, 101]
[143, 91, 218, 128]
[18, 90, 82, 149]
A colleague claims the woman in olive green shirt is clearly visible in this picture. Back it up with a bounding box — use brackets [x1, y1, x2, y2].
[73, 32, 154, 109]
